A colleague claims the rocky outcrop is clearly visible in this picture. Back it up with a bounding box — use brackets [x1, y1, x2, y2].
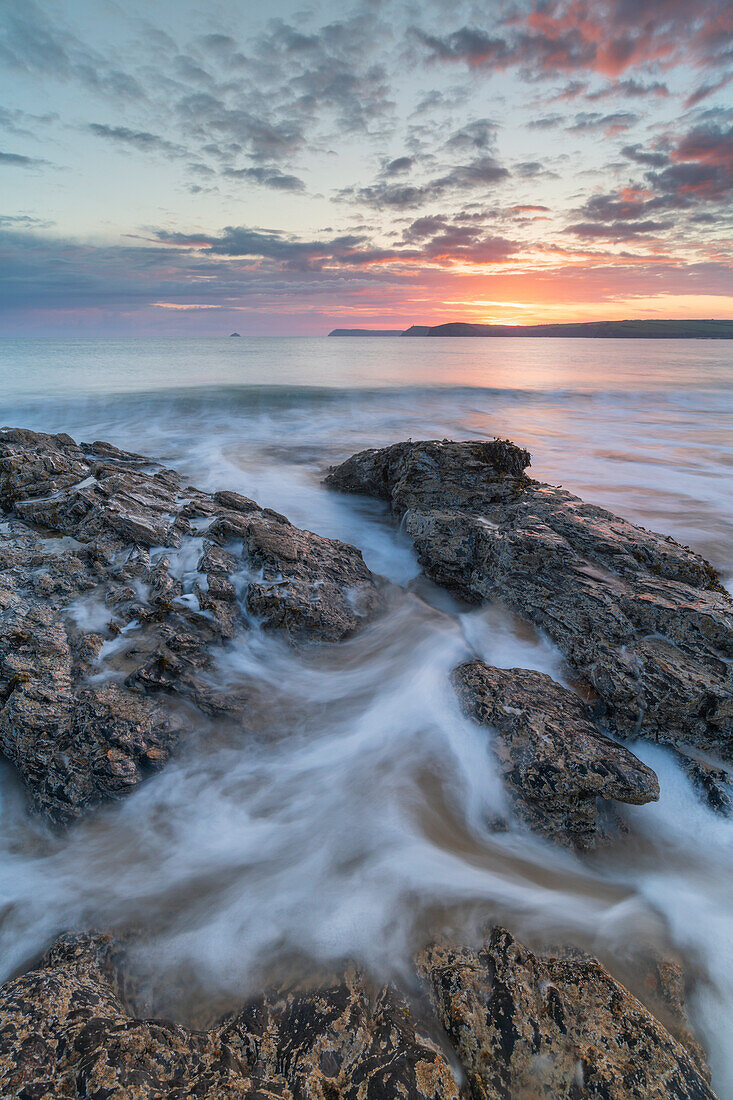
[0, 429, 384, 822]
[326, 440, 733, 759]
[0, 928, 715, 1099]
[452, 661, 659, 847]
[416, 927, 716, 1100]
[0, 932, 460, 1100]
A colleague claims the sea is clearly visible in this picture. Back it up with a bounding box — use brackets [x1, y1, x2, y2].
[1, 336, 732, 1089]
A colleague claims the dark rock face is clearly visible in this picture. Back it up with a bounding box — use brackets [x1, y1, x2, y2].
[452, 661, 660, 847]
[326, 440, 733, 759]
[416, 927, 716, 1100]
[0, 429, 384, 822]
[0, 933, 460, 1100]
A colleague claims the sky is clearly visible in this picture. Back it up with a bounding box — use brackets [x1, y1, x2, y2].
[1, 0, 732, 335]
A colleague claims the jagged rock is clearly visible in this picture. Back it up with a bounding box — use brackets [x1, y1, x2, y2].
[452, 662, 659, 847]
[672, 749, 733, 815]
[0, 932, 460, 1099]
[327, 440, 733, 759]
[0, 429, 384, 822]
[0, 430, 383, 643]
[416, 927, 717, 1099]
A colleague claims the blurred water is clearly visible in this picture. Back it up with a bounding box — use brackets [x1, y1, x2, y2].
[0, 337, 731, 1089]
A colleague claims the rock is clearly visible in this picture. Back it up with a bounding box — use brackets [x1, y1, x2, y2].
[326, 440, 733, 759]
[0, 932, 460, 1100]
[452, 661, 659, 847]
[672, 749, 733, 815]
[0, 430, 384, 822]
[416, 927, 717, 1099]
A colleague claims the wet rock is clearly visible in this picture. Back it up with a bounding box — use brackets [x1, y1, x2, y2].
[0, 932, 460, 1099]
[640, 950, 712, 1079]
[672, 748, 733, 815]
[0, 429, 383, 643]
[327, 440, 733, 759]
[416, 926, 717, 1100]
[452, 661, 660, 847]
[0, 429, 384, 822]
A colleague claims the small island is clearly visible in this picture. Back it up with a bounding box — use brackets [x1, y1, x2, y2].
[229, 332, 241, 337]
[328, 319, 733, 339]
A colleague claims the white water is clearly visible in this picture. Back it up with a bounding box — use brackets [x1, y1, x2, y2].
[0, 337, 732, 1088]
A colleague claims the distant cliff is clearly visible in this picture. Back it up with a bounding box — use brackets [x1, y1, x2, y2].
[400, 320, 733, 338]
[329, 320, 733, 338]
[328, 328, 405, 336]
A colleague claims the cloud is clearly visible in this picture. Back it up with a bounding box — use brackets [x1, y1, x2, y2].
[345, 153, 510, 208]
[445, 119, 499, 152]
[0, 213, 52, 227]
[567, 111, 639, 135]
[87, 124, 184, 157]
[0, 150, 48, 167]
[528, 114, 564, 129]
[0, 106, 57, 138]
[621, 144, 670, 168]
[3, 222, 731, 337]
[587, 78, 669, 100]
[1, 1, 397, 196]
[401, 214, 518, 261]
[685, 74, 733, 109]
[414, 1, 733, 79]
[648, 123, 733, 204]
[566, 121, 733, 241]
[565, 218, 673, 240]
[221, 166, 305, 192]
[383, 156, 415, 175]
[0, 0, 143, 99]
[414, 23, 595, 73]
[152, 219, 519, 270]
